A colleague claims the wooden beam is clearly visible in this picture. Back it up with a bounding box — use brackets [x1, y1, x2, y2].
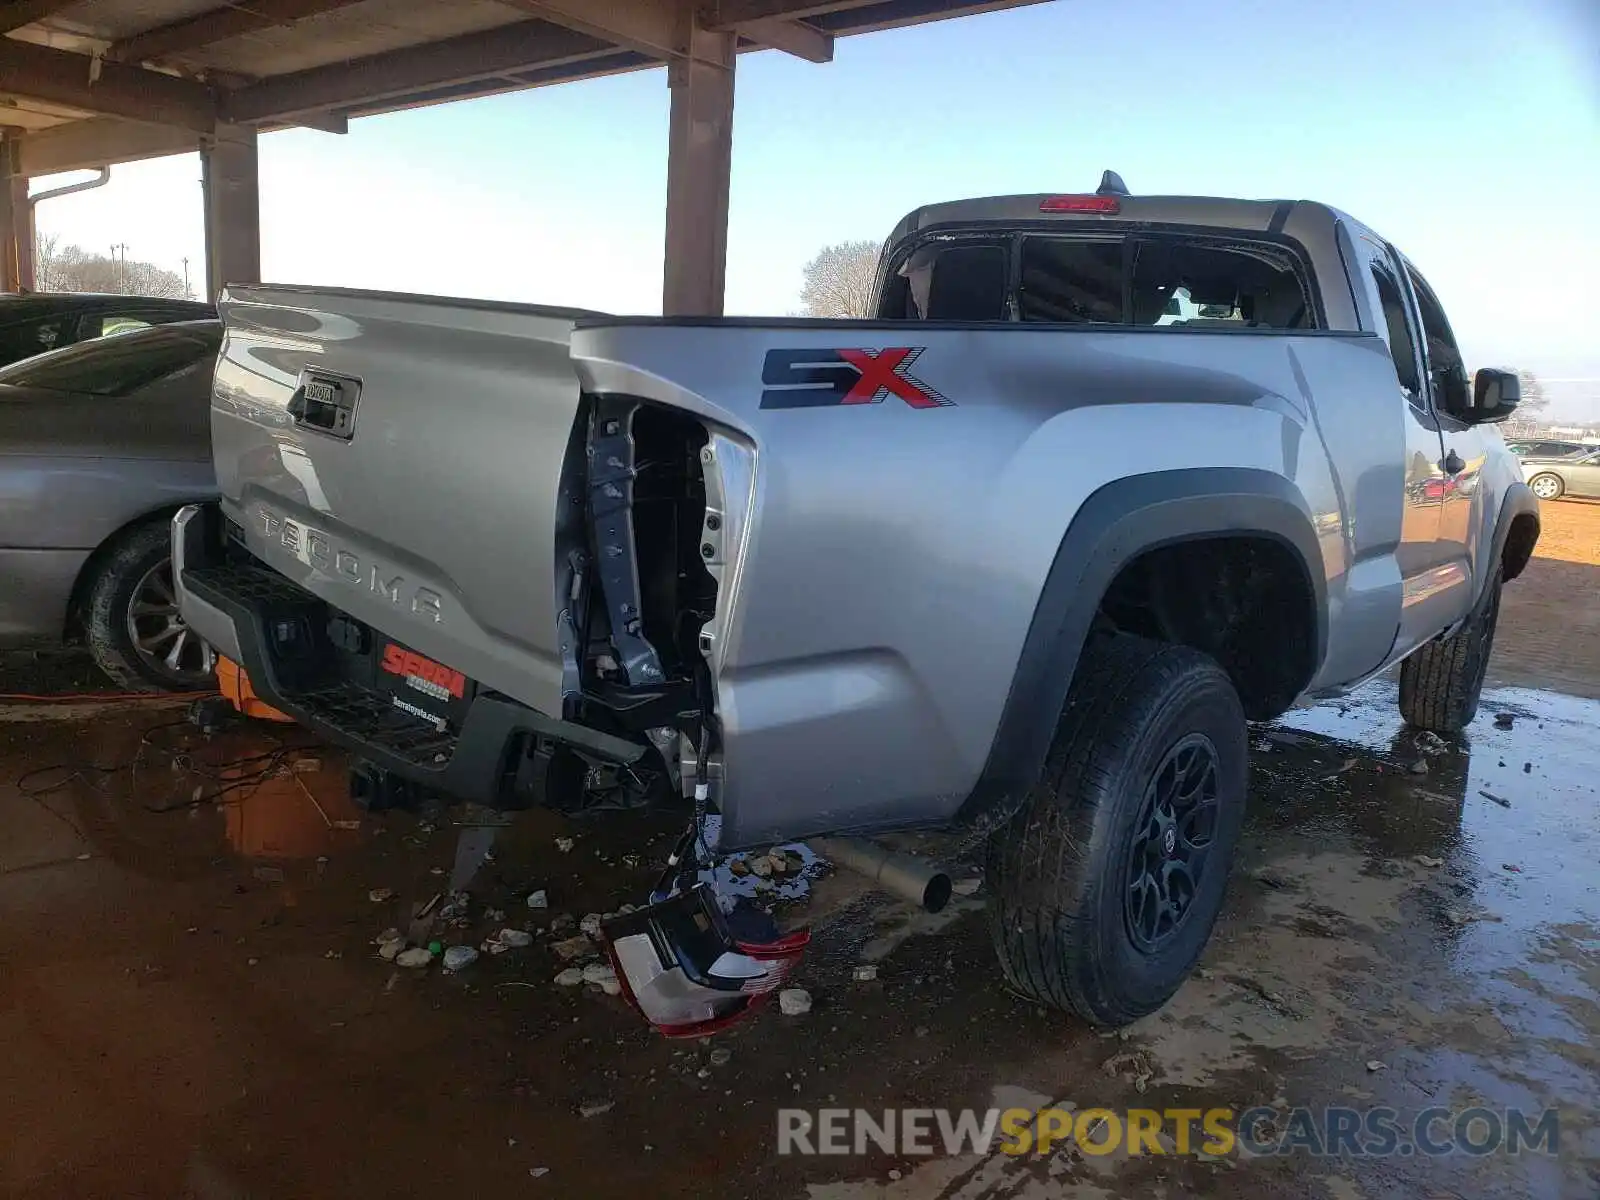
[0, 39, 218, 133]
[497, 0, 682, 61]
[110, 0, 370, 66]
[1, 139, 30, 290]
[202, 124, 259, 300]
[222, 19, 613, 123]
[701, 0, 879, 27]
[739, 16, 832, 61]
[663, 15, 735, 315]
[0, 0, 78, 35]
[291, 111, 349, 135]
[15, 118, 202, 177]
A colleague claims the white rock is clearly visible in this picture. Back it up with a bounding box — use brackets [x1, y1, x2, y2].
[579, 913, 604, 938]
[778, 987, 812, 1016]
[555, 967, 585, 987]
[442, 945, 478, 972]
[396, 947, 433, 968]
[526, 889, 550, 909]
[952, 876, 982, 896]
[582, 961, 616, 985]
[497, 928, 534, 949]
[555, 837, 575, 853]
[748, 855, 773, 878]
[377, 938, 405, 962]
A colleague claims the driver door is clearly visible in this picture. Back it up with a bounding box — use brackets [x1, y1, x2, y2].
[1356, 237, 1461, 656]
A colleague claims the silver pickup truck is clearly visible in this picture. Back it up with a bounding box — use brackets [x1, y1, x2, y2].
[176, 179, 1538, 1026]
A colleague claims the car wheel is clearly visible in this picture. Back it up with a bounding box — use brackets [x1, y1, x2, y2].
[1398, 568, 1501, 735]
[1528, 473, 1564, 501]
[986, 634, 1247, 1027]
[86, 519, 216, 692]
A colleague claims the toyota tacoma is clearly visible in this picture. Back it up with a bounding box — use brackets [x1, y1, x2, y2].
[175, 176, 1539, 1027]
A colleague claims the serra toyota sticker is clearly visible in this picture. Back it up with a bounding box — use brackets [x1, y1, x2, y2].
[759, 347, 952, 410]
[380, 643, 466, 703]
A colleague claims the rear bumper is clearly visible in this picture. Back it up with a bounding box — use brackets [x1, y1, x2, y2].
[172, 504, 644, 803]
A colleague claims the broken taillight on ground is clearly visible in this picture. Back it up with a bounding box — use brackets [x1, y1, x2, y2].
[602, 884, 809, 1037]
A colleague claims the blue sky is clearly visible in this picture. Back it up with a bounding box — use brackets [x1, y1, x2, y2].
[33, 0, 1600, 414]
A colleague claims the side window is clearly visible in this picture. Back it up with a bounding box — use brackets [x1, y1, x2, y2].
[78, 313, 155, 341]
[0, 318, 67, 362]
[0, 330, 218, 397]
[1403, 265, 1469, 416]
[1367, 261, 1422, 399]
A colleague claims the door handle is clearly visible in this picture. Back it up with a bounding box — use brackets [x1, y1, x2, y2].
[1441, 450, 1465, 476]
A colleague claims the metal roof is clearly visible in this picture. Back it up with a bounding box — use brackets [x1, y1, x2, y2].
[1, 1, 1048, 174]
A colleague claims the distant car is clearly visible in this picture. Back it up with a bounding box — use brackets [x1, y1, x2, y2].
[0, 321, 220, 688]
[1523, 449, 1600, 502]
[1505, 439, 1589, 459]
[0, 292, 215, 367]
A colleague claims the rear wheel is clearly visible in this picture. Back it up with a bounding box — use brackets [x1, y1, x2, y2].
[86, 520, 216, 692]
[1528, 473, 1564, 501]
[1398, 570, 1501, 735]
[986, 634, 1248, 1027]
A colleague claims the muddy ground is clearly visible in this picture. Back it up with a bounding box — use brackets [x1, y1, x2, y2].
[3, 502, 1599, 1200]
[2, 676, 1594, 1200]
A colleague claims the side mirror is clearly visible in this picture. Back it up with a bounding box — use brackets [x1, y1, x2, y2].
[1464, 368, 1521, 424]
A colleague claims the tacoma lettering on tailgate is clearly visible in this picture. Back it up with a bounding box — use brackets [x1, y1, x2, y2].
[255, 508, 444, 622]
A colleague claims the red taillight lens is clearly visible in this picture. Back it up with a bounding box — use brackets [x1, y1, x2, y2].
[1039, 195, 1121, 214]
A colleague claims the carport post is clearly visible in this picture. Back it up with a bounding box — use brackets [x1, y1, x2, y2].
[661, 14, 735, 317]
[0, 135, 32, 292]
[201, 123, 260, 302]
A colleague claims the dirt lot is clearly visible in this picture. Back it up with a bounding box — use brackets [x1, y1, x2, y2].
[1, 516, 1597, 1200]
[1490, 500, 1600, 698]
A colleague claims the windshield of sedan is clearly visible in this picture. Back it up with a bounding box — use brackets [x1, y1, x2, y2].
[0, 323, 221, 397]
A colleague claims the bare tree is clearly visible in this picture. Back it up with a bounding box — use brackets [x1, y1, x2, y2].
[1504, 369, 1552, 436]
[799, 240, 881, 318]
[32, 234, 192, 298]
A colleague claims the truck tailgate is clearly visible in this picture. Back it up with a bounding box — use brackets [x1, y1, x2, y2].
[212, 285, 595, 717]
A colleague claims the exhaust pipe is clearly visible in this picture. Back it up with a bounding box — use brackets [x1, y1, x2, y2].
[812, 836, 952, 913]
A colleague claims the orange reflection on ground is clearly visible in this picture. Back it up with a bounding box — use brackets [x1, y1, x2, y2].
[223, 767, 362, 860]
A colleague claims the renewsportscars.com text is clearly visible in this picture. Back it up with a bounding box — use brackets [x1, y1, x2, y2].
[777, 1106, 1561, 1159]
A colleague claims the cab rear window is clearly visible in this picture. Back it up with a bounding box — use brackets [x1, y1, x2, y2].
[883, 232, 1314, 329]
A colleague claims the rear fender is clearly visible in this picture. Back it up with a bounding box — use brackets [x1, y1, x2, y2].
[957, 467, 1325, 829]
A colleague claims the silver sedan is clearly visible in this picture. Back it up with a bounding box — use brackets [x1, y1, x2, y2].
[1523, 448, 1600, 502]
[0, 321, 220, 689]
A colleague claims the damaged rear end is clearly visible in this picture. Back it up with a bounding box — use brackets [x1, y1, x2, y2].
[177, 285, 738, 831]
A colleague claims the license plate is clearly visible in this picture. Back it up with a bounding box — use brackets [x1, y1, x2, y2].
[375, 640, 473, 731]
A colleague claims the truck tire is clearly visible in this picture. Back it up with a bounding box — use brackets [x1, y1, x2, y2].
[86, 519, 217, 692]
[1397, 570, 1501, 735]
[986, 634, 1247, 1027]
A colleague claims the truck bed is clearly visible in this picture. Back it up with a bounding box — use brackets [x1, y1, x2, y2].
[190, 284, 1402, 846]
